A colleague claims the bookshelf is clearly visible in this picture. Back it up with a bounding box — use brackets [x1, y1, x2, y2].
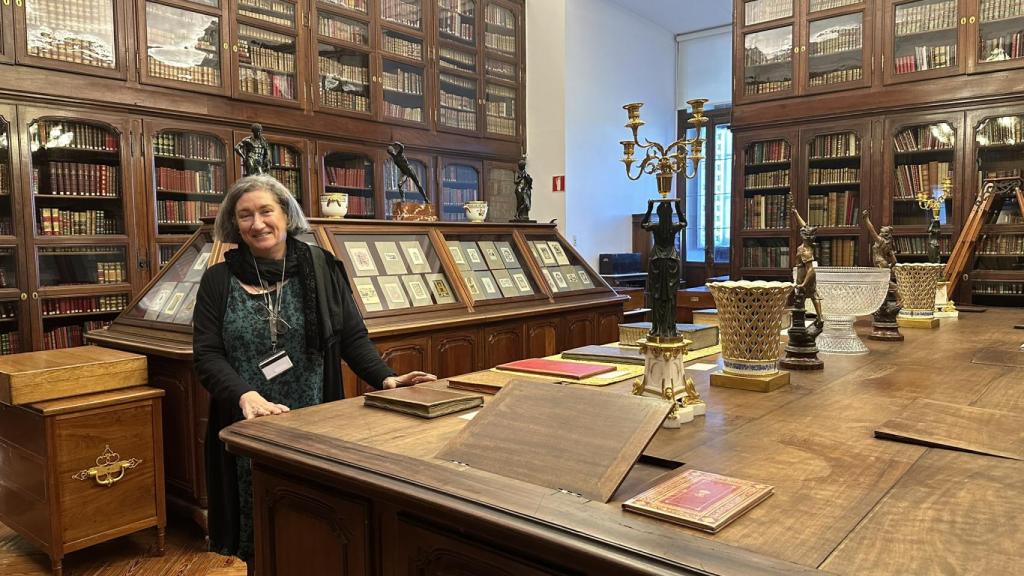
[884, 0, 963, 83]
[316, 43, 372, 115]
[742, 24, 797, 99]
[485, 161, 516, 222]
[805, 10, 871, 92]
[734, 132, 797, 278]
[139, 1, 224, 93]
[887, 117, 958, 227]
[235, 23, 301, 104]
[383, 154, 432, 219]
[440, 158, 480, 221]
[321, 147, 375, 218]
[438, 72, 478, 133]
[381, 58, 427, 125]
[382, 0, 423, 30]
[15, 0, 127, 79]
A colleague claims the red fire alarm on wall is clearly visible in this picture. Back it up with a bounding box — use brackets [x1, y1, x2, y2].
[552, 175, 565, 192]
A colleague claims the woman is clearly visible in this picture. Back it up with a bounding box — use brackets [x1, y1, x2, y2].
[193, 175, 434, 572]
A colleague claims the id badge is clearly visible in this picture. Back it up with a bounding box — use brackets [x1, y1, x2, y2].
[259, 349, 293, 380]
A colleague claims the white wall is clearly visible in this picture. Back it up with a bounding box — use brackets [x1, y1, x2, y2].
[524, 0, 567, 229]
[563, 0, 677, 267]
[676, 25, 733, 110]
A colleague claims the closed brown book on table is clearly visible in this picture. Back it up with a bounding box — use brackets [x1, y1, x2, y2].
[446, 371, 549, 395]
[363, 386, 483, 418]
[561, 345, 645, 365]
[623, 469, 773, 533]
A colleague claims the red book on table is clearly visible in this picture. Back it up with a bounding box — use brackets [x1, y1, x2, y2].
[496, 358, 616, 380]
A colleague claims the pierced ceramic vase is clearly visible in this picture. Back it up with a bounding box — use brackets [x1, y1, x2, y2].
[893, 263, 943, 321]
[707, 280, 793, 378]
[815, 267, 891, 355]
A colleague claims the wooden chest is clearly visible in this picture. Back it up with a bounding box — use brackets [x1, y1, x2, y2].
[0, 349, 165, 576]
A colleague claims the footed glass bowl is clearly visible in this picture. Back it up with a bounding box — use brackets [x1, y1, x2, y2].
[815, 267, 891, 355]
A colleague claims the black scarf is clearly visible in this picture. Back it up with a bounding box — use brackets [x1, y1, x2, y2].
[223, 235, 324, 353]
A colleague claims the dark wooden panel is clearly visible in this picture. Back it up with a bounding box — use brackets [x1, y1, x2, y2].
[561, 312, 596, 350]
[874, 398, 1024, 460]
[0, 403, 46, 457]
[481, 321, 525, 368]
[597, 308, 622, 344]
[524, 317, 559, 358]
[432, 330, 480, 379]
[255, 467, 370, 576]
[148, 357, 195, 499]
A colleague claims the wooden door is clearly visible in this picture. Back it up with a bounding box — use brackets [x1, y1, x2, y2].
[561, 312, 596, 351]
[13, 0, 130, 79]
[481, 320, 523, 367]
[377, 0, 431, 129]
[434, 0, 482, 136]
[229, 0, 307, 108]
[136, 0, 230, 95]
[480, 0, 520, 140]
[0, 0, 13, 64]
[882, 0, 968, 84]
[432, 328, 479, 378]
[17, 105, 137, 350]
[525, 316, 558, 357]
[800, 0, 873, 94]
[734, 0, 799, 103]
[967, 0, 1024, 74]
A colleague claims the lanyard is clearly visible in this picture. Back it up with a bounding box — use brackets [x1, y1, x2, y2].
[252, 252, 287, 350]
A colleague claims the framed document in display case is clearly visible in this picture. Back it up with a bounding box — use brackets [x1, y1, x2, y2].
[491, 269, 520, 297]
[475, 271, 501, 300]
[441, 232, 545, 306]
[377, 276, 411, 310]
[424, 273, 456, 304]
[478, 240, 505, 269]
[461, 241, 489, 271]
[374, 241, 409, 275]
[446, 240, 469, 270]
[345, 241, 380, 276]
[352, 277, 384, 312]
[401, 275, 434, 307]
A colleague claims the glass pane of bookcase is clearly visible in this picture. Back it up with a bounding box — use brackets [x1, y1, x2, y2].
[979, 0, 1024, 63]
[485, 83, 516, 137]
[743, 139, 792, 230]
[318, 12, 369, 46]
[25, 0, 117, 70]
[0, 299, 23, 355]
[145, 3, 222, 88]
[892, 0, 959, 74]
[485, 57, 515, 81]
[808, 13, 864, 88]
[43, 293, 127, 349]
[0, 248, 16, 289]
[125, 234, 213, 324]
[158, 243, 185, 269]
[238, 24, 297, 101]
[383, 59, 426, 123]
[810, 0, 860, 11]
[382, 0, 422, 30]
[439, 73, 477, 131]
[268, 142, 303, 202]
[449, 234, 542, 300]
[744, 0, 793, 26]
[742, 237, 791, 268]
[973, 115, 1024, 302]
[892, 121, 955, 225]
[484, 3, 516, 56]
[323, 152, 374, 217]
[439, 45, 476, 74]
[334, 232, 462, 313]
[0, 122, 14, 236]
[238, 0, 295, 28]
[807, 131, 861, 227]
[441, 163, 479, 221]
[37, 245, 127, 287]
[29, 119, 123, 237]
[438, 0, 476, 45]
[384, 158, 430, 219]
[318, 44, 371, 113]
[382, 29, 422, 59]
[153, 130, 226, 234]
[743, 26, 793, 96]
[319, 0, 367, 14]
[486, 166, 515, 222]
[894, 234, 950, 260]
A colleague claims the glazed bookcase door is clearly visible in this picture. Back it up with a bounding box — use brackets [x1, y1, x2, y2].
[0, 106, 21, 244]
[314, 0, 374, 118]
[883, 111, 964, 267]
[232, 129, 311, 213]
[230, 0, 306, 107]
[802, 2, 873, 93]
[969, 0, 1024, 73]
[798, 120, 872, 266]
[145, 120, 231, 270]
[484, 160, 515, 222]
[0, 0, 14, 64]
[438, 157, 480, 221]
[436, 0, 482, 135]
[376, 0, 430, 127]
[13, 0, 129, 79]
[736, 0, 797, 103]
[318, 141, 377, 218]
[383, 150, 433, 219]
[137, 0, 229, 95]
[481, 0, 520, 140]
[732, 129, 798, 279]
[19, 108, 137, 350]
[0, 105, 27, 355]
[963, 105, 1024, 306]
[883, 0, 968, 84]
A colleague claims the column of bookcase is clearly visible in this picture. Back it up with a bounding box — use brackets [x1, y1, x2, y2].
[482, 0, 520, 139]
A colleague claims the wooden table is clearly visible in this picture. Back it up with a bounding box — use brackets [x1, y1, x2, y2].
[221, 312, 1024, 576]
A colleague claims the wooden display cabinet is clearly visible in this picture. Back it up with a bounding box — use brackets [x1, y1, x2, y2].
[482, 0, 522, 140]
[12, 0, 131, 80]
[377, 0, 430, 128]
[882, 0, 966, 84]
[0, 108, 28, 356]
[230, 0, 307, 108]
[803, 1, 873, 94]
[136, 0, 229, 95]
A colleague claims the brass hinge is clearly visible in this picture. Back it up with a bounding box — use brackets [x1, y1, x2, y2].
[129, 131, 134, 157]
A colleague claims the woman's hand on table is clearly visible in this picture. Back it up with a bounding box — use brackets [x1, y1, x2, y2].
[383, 371, 437, 389]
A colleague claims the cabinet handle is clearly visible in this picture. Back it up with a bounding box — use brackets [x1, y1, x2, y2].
[3, 1, 10, 7]
[232, 45, 238, 52]
[961, 17, 967, 25]
[31, 292, 38, 300]
[15, 0, 21, 6]
[793, 47, 799, 54]
[223, 42, 229, 50]
[801, 46, 807, 53]
[969, 16, 976, 24]
[20, 293, 26, 301]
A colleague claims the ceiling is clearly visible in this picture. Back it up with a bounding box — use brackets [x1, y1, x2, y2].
[601, 0, 733, 35]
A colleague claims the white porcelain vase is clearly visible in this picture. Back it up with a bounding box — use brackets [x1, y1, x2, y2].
[320, 193, 348, 218]
[464, 200, 488, 222]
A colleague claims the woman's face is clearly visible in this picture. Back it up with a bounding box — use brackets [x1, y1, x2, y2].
[235, 189, 288, 259]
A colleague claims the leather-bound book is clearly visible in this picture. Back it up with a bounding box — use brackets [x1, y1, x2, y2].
[446, 371, 548, 395]
[623, 469, 773, 533]
[618, 322, 719, 349]
[496, 358, 615, 380]
[362, 386, 483, 418]
[560, 345, 645, 365]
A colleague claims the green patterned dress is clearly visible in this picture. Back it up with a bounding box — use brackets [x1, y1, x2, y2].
[221, 278, 324, 561]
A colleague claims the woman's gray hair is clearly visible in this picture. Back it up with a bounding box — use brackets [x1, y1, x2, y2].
[214, 175, 310, 243]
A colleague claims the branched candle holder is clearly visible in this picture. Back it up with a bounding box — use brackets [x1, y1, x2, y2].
[916, 176, 956, 315]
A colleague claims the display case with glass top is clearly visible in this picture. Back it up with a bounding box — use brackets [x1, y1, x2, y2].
[522, 233, 601, 295]
[441, 232, 542, 304]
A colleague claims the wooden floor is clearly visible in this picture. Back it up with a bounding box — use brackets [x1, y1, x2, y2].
[0, 518, 246, 576]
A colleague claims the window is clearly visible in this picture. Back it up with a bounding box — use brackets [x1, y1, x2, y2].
[683, 108, 732, 264]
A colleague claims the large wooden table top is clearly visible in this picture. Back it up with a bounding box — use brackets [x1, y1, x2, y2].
[222, 311, 1024, 575]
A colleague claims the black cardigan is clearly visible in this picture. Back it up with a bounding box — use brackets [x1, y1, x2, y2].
[193, 244, 394, 557]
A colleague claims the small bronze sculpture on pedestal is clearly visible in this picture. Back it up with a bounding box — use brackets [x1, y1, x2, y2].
[387, 141, 436, 221]
[863, 210, 903, 341]
[640, 198, 685, 339]
[234, 123, 271, 176]
[780, 207, 824, 370]
[512, 158, 535, 222]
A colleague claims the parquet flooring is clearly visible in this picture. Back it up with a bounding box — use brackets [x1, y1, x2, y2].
[0, 518, 246, 576]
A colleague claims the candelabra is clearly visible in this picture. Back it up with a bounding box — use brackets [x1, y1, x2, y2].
[916, 176, 957, 317]
[621, 99, 707, 427]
